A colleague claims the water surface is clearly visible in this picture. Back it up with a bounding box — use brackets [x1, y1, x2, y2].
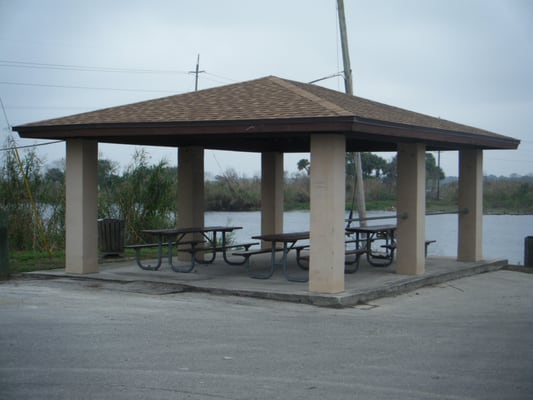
[205, 211, 532, 265]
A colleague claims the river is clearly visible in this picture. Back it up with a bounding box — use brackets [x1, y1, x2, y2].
[205, 210, 533, 265]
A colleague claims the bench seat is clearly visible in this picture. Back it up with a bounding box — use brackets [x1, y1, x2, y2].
[381, 240, 436, 257]
[232, 247, 284, 258]
[124, 243, 161, 250]
[296, 248, 366, 273]
[191, 241, 260, 265]
[201, 241, 259, 253]
[125, 239, 206, 252]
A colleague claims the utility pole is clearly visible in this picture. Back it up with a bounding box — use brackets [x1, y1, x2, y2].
[189, 54, 205, 91]
[337, 0, 367, 226]
[337, 0, 353, 95]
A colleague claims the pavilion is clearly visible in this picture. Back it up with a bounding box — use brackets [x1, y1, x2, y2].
[14, 76, 520, 294]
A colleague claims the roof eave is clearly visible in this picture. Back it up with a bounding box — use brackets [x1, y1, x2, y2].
[13, 115, 520, 151]
[351, 117, 520, 150]
[13, 116, 355, 138]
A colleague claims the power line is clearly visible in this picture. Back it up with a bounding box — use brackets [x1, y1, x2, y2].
[0, 80, 177, 94]
[1, 59, 241, 86]
[4, 105, 95, 110]
[0, 140, 64, 153]
[1, 58, 242, 93]
[0, 59, 189, 75]
[308, 72, 343, 84]
[203, 72, 237, 83]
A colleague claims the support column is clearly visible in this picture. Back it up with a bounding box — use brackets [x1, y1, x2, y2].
[309, 134, 345, 294]
[396, 143, 426, 275]
[261, 152, 284, 248]
[177, 147, 204, 259]
[65, 139, 98, 274]
[458, 149, 483, 261]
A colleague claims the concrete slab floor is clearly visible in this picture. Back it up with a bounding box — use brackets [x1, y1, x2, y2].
[24, 254, 507, 308]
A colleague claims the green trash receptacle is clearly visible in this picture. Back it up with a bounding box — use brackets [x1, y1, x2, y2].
[98, 219, 125, 256]
[0, 210, 9, 278]
[525, 236, 533, 268]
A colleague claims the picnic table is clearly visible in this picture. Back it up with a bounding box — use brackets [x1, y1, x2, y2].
[345, 224, 397, 267]
[126, 226, 257, 272]
[247, 231, 310, 282]
[236, 230, 368, 281]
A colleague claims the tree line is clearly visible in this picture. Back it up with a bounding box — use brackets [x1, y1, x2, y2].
[1, 142, 532, 253]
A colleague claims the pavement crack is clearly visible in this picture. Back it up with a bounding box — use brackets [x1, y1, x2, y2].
[446, 283, 465, 292]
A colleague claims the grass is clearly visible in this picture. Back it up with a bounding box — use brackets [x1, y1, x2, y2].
[5, 247, 172, 275]
[9, 250, 65, 274]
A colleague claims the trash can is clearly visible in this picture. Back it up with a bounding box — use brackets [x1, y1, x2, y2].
[525, 236, 533, 268]
[98, 218, 125, 256]
[0, 209, 9, 279]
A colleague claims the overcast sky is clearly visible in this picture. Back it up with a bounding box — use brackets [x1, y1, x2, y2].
[1, 0, 532, 177]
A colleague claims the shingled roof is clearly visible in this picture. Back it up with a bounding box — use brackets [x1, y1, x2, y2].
[14, 75, 519, 152]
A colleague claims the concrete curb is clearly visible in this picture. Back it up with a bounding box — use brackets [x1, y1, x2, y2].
[215, 259, 507, 308]
[22, 259, 507, 308]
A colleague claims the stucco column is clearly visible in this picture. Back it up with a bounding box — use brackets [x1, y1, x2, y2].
[309, 134, 345, 293]
[65, 139, 98, 274]
[261, 152, 284, 249]
[177, 147, 204, 259]
[458, 149, 483, 261]
[396, 143, 426, 275]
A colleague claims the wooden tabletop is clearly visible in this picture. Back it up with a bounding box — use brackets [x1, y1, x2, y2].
[252, 231, 309, 242]
[143, 226, 242, 236]
[345, 224, 396, 234]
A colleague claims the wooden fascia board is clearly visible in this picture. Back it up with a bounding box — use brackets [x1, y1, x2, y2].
[350, 118, 520, 150]
[14, 116, 520, 150]
[14, 117, 355, 139]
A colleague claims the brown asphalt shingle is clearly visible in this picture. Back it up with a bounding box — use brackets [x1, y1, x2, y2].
[23, 76, 351, 126]
[16, 75, 519, 150]
[17, 76, 490, 134]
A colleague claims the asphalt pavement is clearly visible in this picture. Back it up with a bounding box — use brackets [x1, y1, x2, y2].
[1, 270, 532, 399]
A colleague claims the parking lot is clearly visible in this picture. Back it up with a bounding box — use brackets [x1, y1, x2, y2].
[1, 270, 532, 399]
